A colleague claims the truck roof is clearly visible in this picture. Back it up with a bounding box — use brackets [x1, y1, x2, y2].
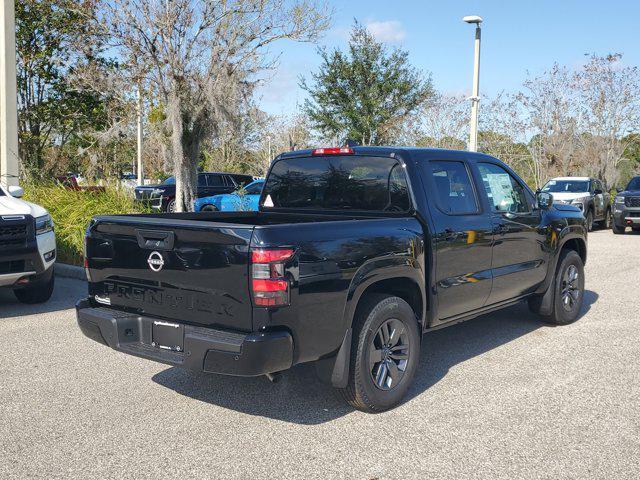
[277, 146, 495, 161]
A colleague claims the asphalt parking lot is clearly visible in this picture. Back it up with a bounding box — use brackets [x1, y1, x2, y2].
[1, 229, 639, 479]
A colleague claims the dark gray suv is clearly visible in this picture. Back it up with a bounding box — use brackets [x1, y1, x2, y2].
[612, 176, 640, 234]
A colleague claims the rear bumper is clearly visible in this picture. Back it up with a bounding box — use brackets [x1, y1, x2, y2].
[75, 298, 293, 376]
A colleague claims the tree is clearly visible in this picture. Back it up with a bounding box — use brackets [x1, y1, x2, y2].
[410, 94, 468, 150]
[574, 54, 640, 188]
[301, 22, 433, 146]
[90, 0, 331, 211]
[16, 0, 105, 175]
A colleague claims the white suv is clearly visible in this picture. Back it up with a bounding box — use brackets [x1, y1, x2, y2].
[0, 184, 56, 303]
[541, 176, 612, 231]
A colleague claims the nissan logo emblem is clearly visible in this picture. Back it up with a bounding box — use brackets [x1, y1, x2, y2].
[147, 251, 165, 272]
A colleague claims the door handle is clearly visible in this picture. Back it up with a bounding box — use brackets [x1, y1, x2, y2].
[136, 229, 175, 250]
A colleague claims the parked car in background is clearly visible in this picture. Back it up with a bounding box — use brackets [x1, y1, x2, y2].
[0, 184, 56, 303]
[134, 172, 253, 212]
[56, 175, 106, 193]
[194, 179, 264, 212]
[612, 176, 640, 234]
[541, 177, 611, 231]
[78, 147, 587, 412]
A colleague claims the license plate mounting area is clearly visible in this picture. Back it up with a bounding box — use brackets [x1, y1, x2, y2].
[152, 321, 184, 352]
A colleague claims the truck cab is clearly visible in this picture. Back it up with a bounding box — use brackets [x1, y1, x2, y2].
[78, 147, 587, 411]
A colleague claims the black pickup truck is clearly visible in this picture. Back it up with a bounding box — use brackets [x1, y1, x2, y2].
[78, 147, 587, 411]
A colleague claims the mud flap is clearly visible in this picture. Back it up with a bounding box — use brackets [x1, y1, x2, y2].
[315, 328, 352, 388]
[537, 276, 555, 317]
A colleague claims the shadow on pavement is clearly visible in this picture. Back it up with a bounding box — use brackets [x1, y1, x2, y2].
[153, 291, 599, 425]
[0, 276, 85, 319]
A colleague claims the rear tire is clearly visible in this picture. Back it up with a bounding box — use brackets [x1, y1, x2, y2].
[14, 273, 55, 304]
[338, 294, 420, 412]
[599, 209, 611, 229]
[166, 199, 176, 213]
[612, 222, 626, 234]
[540, 250, 584, 325]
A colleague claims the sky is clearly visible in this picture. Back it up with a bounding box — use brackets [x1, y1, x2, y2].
[256, 0, 640, 116]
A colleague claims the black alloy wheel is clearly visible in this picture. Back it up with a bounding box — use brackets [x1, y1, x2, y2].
[339, 294, 420, 412]
[560, 264, 581, 313]
[369, 318, 410, 391]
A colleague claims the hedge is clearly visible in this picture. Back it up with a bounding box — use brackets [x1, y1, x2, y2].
[23, 183, 148, 265]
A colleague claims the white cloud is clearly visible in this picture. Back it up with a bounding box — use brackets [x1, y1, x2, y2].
[366, 20, 407, 43]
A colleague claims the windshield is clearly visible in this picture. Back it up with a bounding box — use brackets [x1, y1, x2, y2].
[626, 177, 640, 191]
[261, 155, 410, 212]
[161, 176, 176, 185]
[542, 180, 590, 193]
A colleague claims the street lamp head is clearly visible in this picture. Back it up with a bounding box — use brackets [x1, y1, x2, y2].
[462, 15, 483, 25]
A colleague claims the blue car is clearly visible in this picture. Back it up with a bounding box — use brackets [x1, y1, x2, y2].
[194, 179, 264, 212]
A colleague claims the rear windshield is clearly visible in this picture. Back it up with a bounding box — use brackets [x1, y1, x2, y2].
[261, 155, 410, 212]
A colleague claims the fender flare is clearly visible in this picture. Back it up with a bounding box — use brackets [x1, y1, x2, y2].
[328, 257, 424, 388]
[536, 230, 587, 306]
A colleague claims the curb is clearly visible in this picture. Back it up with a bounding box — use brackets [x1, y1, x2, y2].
[55, 263, 86, 281]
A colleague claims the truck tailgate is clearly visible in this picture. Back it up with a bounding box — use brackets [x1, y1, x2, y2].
[85, 216, 254, 331]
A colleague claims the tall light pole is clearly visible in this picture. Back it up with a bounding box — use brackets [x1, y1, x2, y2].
[136, 83, 144, 186]
[0, 0, 19, 187]
[463, 15, 483, 152]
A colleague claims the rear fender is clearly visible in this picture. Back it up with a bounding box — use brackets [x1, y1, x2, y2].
[326, 257, 424, 388]
[342, 258, 424, 333]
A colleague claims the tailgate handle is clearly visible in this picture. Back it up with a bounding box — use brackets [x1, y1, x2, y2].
[136, 230, 175, 250]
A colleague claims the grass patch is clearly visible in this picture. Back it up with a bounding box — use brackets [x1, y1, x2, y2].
[23, 183, 148, 265]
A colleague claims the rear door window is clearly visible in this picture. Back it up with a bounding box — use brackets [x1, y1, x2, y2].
[261, 156, 411, 212]
[428, 161, 479, 215]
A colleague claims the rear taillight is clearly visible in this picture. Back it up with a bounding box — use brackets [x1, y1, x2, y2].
[251, 248, 294, 307]
[311, 147, 354, 156]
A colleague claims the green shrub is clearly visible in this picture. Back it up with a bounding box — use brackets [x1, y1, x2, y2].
[23, 183, 148, 265]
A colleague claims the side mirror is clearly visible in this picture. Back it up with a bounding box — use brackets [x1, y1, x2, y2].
[7, 185, 24, 198]
[537, 191, 553, 210]
[593, 189, 603, 195]
[616, 187, 623, 193]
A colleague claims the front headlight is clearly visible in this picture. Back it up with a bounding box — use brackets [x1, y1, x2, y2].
[35, 214, 54, 235]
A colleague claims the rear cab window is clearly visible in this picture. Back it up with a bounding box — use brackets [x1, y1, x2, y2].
[261, 155, 411, 212]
